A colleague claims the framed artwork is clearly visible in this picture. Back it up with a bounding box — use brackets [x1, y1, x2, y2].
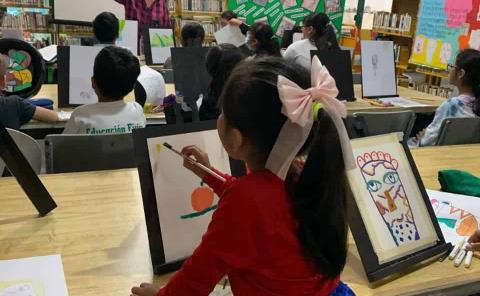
[133, 121, 236, 273]
[347, 133, 450, 282]
[144, 27, 175, 66]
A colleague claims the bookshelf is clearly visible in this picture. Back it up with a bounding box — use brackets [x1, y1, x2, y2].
[170, 0, 225, 46]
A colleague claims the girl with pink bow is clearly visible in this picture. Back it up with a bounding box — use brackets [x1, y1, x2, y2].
[132, 56, 355, 296]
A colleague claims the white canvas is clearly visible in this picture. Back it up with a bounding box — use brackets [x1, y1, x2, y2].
[347, 133, 439, 264]
[149, 29, 174, 64]
[214, 25, 245, 47]
[361, 40, 397, 98]
[69, 46, 102, 105]
[428, 189, 480, 244]
[147, 130, 231, 262]
[54, 0, 124, 23]
[0, 255, 69, 296]
[117, 20, 138, 55]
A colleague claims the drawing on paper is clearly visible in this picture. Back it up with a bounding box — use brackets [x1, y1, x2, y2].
[325, 0, 341, 13]
[357, 151, 420, 246]
[431, 199, 478, 237]
[371, 54, 378, 76]
[2, 50, 33, 93]
[0, 281, 44, 296]
[180, 181, 218, 219]
[275, 16, 295, 37]
[252, 0, 268, 7]
[149, 29, 174, 64]
[151, 32, 174, 48]
[301, 0, 319, 12]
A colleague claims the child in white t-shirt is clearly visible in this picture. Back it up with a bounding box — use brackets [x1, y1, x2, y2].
[63, 46, 146, 134]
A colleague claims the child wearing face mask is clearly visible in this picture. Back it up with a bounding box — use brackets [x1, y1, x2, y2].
[245, 22, 281, 58]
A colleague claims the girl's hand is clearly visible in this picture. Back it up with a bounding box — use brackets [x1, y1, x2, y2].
[228, 18, 243, 26]
[467, 230, 480, 251]
[415, 129, 426, 141]
[181, 145, 211, 180]
[131, 283, 160, 296]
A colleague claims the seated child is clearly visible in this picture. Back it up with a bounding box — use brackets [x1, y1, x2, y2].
[93, 12, 119, 47]
[200, 44, 245, 121]
[163, 22, 205, 69]
[0, 57, 58, 129]
[132, 57, 355, 295]
[409, 49, 480, 147]
[63, 46, 146, 134]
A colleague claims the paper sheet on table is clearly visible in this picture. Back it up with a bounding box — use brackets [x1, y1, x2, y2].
[428, 189, 480, 245]
[39, 45, 57, 62]
[137, 66, 166, 105]
[0, 255, 69, 296]
[57, 111, 72, 121]
[214, 25, 245, 47]
[379, 96, 429, 108]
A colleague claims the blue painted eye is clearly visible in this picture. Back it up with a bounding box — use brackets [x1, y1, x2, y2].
[367, 180, 382, 192]
[383, 172, 399, 184]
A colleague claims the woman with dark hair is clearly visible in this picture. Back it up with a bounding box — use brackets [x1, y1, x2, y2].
[246, 22, 281, 57]
[199, 44, 245, 120]
[284, 12, 340, 70]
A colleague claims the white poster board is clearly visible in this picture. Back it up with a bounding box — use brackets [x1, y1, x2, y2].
[214, 25, 245, 47]
[69, 46, 102, 105]
[117, 20, 138, 55]
[54, 0, 124, 23]
[361, 40, 397, 98]
[147, 130, 231, 262]
[428, 189, 480, 244]
[149, 28, 174, 64]
[0, 255, 69, 296]
[347, 133, 439, 264]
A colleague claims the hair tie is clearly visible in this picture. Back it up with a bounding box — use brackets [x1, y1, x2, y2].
[313, 102, 323, 122]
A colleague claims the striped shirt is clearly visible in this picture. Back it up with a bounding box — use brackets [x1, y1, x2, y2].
[115, 0, 170, 28]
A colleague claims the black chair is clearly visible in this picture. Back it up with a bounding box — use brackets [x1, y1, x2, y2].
[436, 117, 480, 146]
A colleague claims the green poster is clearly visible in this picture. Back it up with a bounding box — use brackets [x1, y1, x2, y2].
[227, 0, 345, 38]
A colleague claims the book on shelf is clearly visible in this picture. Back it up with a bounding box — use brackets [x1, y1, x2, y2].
[373, 11, 412, 34]
[180, 0, 222, 12]
[1, 0, 49, 7]
[58, 24, 93, 34]
[1, 11, 49, 31]
[168, 0, 175, 12]
[393, 44, 410, 65]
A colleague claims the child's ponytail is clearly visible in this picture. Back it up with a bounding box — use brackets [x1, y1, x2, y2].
[286, 109, 349, 278]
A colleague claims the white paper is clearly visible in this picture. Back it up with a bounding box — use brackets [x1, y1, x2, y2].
[38, 45, 57, 62]
[0, 255, 69, 296]
[116, 20, 138, 55]
[69, 46, 102, 105]
[379, 96, 429, 108]
[137, 66, 166, 105]
[147, 130, 231, 262]
[214, 25, 245, 47]
[428, 189, 480, 244]
[361, 40, 398, 98]
[149, 28, 174, 64]
[57, 111, 72, 121]
[54, 0, 124, 23]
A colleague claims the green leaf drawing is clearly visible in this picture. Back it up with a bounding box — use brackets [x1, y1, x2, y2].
[151, 33, 174, 48]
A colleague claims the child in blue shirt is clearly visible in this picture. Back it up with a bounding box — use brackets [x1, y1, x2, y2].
[409, 49, 480, 147]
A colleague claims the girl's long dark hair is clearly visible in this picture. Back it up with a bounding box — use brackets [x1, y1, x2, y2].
[220, 57, 349, 278]
[455, 48, 480, 116]
[205, 44, 245, 98]
[303, 13, 340, 51]
[249, 23, 281, 57]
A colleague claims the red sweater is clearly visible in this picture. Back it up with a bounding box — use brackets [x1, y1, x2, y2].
[158, 169, 339, 296]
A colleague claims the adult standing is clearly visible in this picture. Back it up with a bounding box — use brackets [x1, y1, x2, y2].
[114, 0, 170, 52]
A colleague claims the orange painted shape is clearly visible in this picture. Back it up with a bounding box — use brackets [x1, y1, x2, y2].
[191, 187, 215, 212]
[457, 215, 478, 236]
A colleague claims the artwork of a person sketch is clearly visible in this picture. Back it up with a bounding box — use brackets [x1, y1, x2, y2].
[357, 151, 420, 246]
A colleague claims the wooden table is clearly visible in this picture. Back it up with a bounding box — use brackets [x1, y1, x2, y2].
[3, 145, 474, 296]
[346, 85, 445, 115]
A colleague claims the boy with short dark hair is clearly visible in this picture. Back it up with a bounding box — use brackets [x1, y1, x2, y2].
[0, 57, 58, 129]
[63, 46, 146, 134]
[93, 12, 120, 47]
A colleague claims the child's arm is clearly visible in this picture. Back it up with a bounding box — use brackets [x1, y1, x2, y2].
[33, 107, 59, 122]
[182, 146, 236, 196]
[155, 184, 260, 295]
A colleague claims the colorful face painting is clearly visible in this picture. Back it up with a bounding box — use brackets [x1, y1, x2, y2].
[357, 151, 420, 246]
[180, 181, 218, 219]
[2, 50, 33, 92]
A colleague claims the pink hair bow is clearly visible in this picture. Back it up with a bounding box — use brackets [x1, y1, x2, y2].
[266, 56, 355, 180]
